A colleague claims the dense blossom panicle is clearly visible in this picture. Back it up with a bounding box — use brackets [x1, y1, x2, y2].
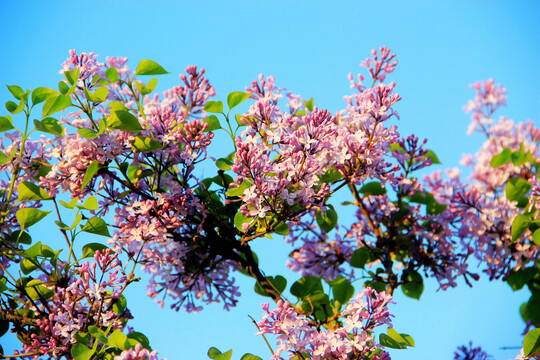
[245, 74, 284, 102]
[114, 343, 164, 360]
[453, 342, 492, 360]
[257, 288, 393, 360]
[1, 133, 53, 234]
[16, 250, 129, 358]
[232, 100, 337, 222]
[463, 79, 507, 135]
[422, 79, 540, 281]
[286, 215, 355, 280]
[360, 46, 398, 83]
[59, 49, 106, 87]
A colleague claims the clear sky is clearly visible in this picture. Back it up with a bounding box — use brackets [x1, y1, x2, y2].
[1, 1, 539, 359]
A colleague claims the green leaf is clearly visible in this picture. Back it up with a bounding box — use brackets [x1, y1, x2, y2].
[31, 87, 60, 105]
[226, 180, 251, 197]
[25, 279, 55, 300]
[64, 68, 80, 85]
[60, 197, 79, 209]
[216, 158, 233, 171]
[0, 116, 14, 132]
[16, 208, 50, 230]
[315, 205, 338, 233]
[380, 328, 413, 349]
[17, 181, 51, 202]
[274, 222, 289, 235]
[78, 128, 99, 139]
[23, 242, 42, 257]
[34, 117, 64, 136]
[88, 326, 108, 344]
[424, 150, 441, 164]
[234, 211, 252, 232]
[77, 196, 99, 211]
[387, 328, 412, 346]
[350, 247, 373, 268]
[8, 230, 32, 245]
[506, 177, 532, 202]
[408, 191, 435, 205]
[81, 218, 111, 237]
[533, 229, 540, 245]
[42, 95, 72, 117]
[73, 333, 91, 346]
[132, 136, 163, 152]
[20, 258, 38, 275]
[80, 242, 107, 257]
[208, 347, 222, 359]
[526, 294, 540, 327]
[401, 270, 424, 300]
[240, 354, 262, 360]
[401, 334, 415, 347]
[524, 328, 540, 357]
[135, 60, 169, 76]
[380, 333, 407, 349]
[507, 267, 537, 291]
[304, 98, 314, 112]
[290, 276, 323, 299]
[109, 101, 129, 112]
[135, 80, 157, 96]
[7, 85, 24, 100]
[108, 110, 143, 133]
[254, 275, 287, 297]
[127, 332, 150, 349]
[227, 91, 251, 111]
[108, 329, 129, 350]
[0, 319, 9, 337]
[207, 348, 233, 360]
[318, 168, 343, 184]
[106, 67, 120, 83]
[204, 100, 224, 114]
[81, 160, 100, 190]
[71, 343, 95, 360]
[512, 214, 531, 243]
[359, 181, 386, 196]
[0, 146, 16, 166]
[5, 100, 24, 114]
[112, 294, 128, 315]
[84, 87, 109, 103]
[204, 115, 221, 132]
[58, 81, 72, 95]
[331, 276, 355, 304]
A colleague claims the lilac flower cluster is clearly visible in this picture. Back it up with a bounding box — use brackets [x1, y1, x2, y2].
[17, 250, 129, 358]
[257, 288, 393, 360]
[426, 80, 540, 280]
[114, 343, 164, 360]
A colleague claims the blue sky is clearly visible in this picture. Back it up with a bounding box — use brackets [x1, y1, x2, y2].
[1, 1, 539, 359]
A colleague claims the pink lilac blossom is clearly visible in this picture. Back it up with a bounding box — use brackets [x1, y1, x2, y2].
[424, 79, 540, 280]
[42, 51, 242, 313]
[453, 342, 492, 360]
[1, 132, 52, 234]
[463, 78, 507, 136]
[233, 48, 402, 226]
[257, 288, 393, 360]
[286, 214, 355, 281]
[231, 100, 336, 223]
[114, 343, 164, 360]
[18, 250, 129, 359]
